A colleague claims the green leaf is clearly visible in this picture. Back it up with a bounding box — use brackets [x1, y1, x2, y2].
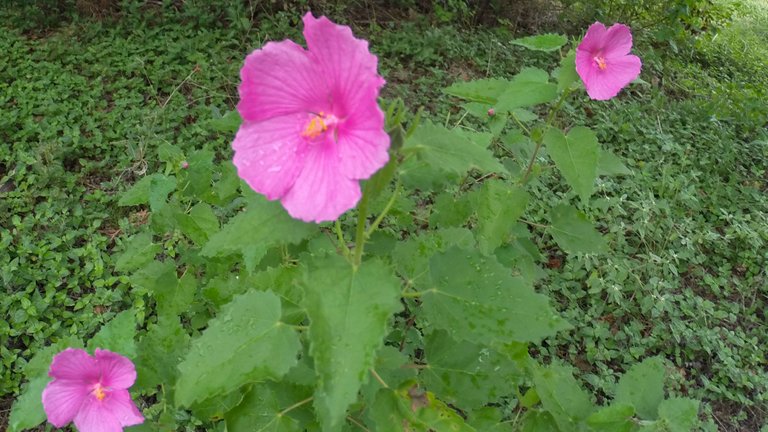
[615, 357, 666, 420]
[467, 407, 513, 431]
[598, 149, 632, 176]
[495, 68, 558, 112]
[131, 260, 195, 317]
[8, 375, 48, 432]
[511, 108, 539, 122]
[370, 388, 477, 432]
[157, 143, 185, 172]
[88, 310, 137, 357]
[444, 78, 511, 104]
[548, 204, 607, 254]
[470, 179, 529, 254]
[423, 247, 570, 344]
[586, 404, 636, 432]
[134, 315, 190, 394]
[118, 173, 176, 209]
[225, 383, 311, 432]
[393, 228, 476, 291]
[553, 50, 580, 92]
[178, 150, 214, 199]
[115, 232, 160, 273]
[301, 256, 402, 431]
[175, 290, 300, 407]
[208, 109, 243, 133]
[511, 34, 568, 52]
[401, 121, 507, 180]
[421, 330, 523, 409]
[533, 363, 595, 431]
[657, 398, 700, 432]
[543, 126, 599, 203]
[176, 202, 220, 246]
[518, 411, 560, 432]
[201, 195, 314, 272]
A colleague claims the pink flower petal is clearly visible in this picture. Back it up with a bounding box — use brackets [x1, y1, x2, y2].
[48, 348, 99, 382]
[581, 54, 641, 100]
[103, 389, 144, 428]
[336, 89, 389, 179]
[73, 397, 124, 432]
[237, 40, 329, 123]
[281, 140, 362, 222]
[94, 349, 137, 390]
[232, 114, 307, 200]
[42, 380, 88, 427]
[578, 22, 608, 54]
[302, 13, 385, 118]
[602, 23, 634, 58]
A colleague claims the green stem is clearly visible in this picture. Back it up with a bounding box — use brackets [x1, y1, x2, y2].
[364, 180, 401, 240]
[520, 89, 571, 185]
[353, 190, 370, 268]
[334, 220, 351, 259]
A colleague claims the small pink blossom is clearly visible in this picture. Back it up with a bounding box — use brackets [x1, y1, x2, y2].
[180, 160, 189, 169]
[576, 22, 642, 100]
[487, 108, 495, 117]
[42, 348, 144, 432]
[233, 12, 389, 223]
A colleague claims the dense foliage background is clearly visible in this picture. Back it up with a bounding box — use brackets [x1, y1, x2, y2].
[1, 0, 766, 430]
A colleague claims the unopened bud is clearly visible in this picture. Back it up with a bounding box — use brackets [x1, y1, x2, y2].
[487, 108, 495, 117]
[181, 161, 189, 169]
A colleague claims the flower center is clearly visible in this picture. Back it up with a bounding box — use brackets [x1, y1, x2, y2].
[302, 112, 338, 139]
[594, 56, 608, 70]
[92, 383, 108, 401]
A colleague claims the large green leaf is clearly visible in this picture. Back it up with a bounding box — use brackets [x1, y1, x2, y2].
[118, 173, 177, 210]
[130, 261, 196, 317]
[511, 34, 568, 52]
[401, 121, 507, 181]
[115, 232, 160, 273]
[175, 290, 300, 407]
[470, 179, 529, 254]
[421, 330, 523, 409]
[422, 247, 570, 345]
[444, 78, 511, 104]
[134, 315, 190, 394]
[586, 404, 636, 432]
[201, 195, 314, 272]
[543, 127, 599, 203]
[225, 383, 312, 432]
[301, 255, 402, 431]
[657, 398, 700, 432]
[553, 50, 580, 92]
[533, 363, 595, 431]
[176, 202, 220, 246]
[87, 309, 137, 358]
[370, 388, 477, 432]
[495, 68, 558, 112]
[7, 375, 48, 432]
[548, 204, 607, 254]
[598, 149, 632, 176]
[615, 357, 666, 420]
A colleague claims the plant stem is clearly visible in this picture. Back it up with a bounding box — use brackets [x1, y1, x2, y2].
[370, 368, 389, 388]
[353, 190, 370, 268]
[364, 180, 401, 240]
[520, 89, 571, 185]
[278, 396, 313, 417]
[335, 219, 351, 258]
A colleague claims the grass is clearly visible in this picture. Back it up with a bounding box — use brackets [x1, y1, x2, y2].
[1, 1, 766, 430]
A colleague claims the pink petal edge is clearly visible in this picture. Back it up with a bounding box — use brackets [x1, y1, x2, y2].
[94, 349, 137, 390]
[42, 380, 89, 428]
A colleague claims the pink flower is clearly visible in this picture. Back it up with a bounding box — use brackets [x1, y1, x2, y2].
[42, 348, 144, 432]
[233, 12, 389, 223]
[576, 22, 642, 100]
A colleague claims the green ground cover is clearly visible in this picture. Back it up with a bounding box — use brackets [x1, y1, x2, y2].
[1, 1, 766, 430]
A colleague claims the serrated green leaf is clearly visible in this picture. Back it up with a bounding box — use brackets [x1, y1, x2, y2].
[176, 202, 220, 246]
[554, 50, 580, 92]
[301, 256, 402, 431]
[134, 315, 190, 394]
[225, 384, 305, 432]
[8, 375, 47, 432]
[213, 161, 241, 204]
[430, 192, 473, 228]
[208, 109, 243, 133]
[401, 121, 507, 181]
[370, 388, 477, 432]
[423, 247, 570, 344]
[393, 228, 476, 291]
[115, 232, 160, 273]
[118, 173, 176, 209]
[544, 127, 599, 203]
[88, 310, 137, 357]
[201, 195, 314, 272]
[157, 143, 185, 172]
[191, 388, 247, 422]
[586, 404, 636, 432]
[598, 149, 632, 176]
[444, 78, 511, 104]
[470, 179, 529, 254]
[533, 363, 595, 431]
[657, 398, 700, 432]
[467, 407, 513, 431]
[422, 330, 523, 409]
[495, 69, 558, 112]
[511, 108, 539, 122]
[360, 346, 417, 405]
[511, 33, 568, 52]
[131, 260, 195, 317]
[615, 357, 666, 420]
[175, 290, 300, 407]
[548, 204, 607, 254]
[179, 150, 214, 199]
[518, 411, 560, 432]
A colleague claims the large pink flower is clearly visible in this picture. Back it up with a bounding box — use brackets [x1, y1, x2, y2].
[233, 12, 389, 223]
[576, 22, 642, 100]
[42, 348, 144, 432]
